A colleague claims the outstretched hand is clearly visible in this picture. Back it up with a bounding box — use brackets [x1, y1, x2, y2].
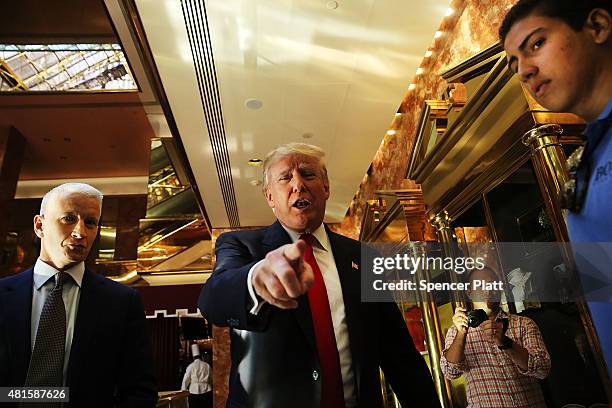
[252, 240, 315, 309]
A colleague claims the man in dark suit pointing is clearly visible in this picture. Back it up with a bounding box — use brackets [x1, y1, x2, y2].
[0, 183, 157, 407]
[199, 143, 440, 407]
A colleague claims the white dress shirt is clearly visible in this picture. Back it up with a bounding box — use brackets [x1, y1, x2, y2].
[31, 259, 84, 384]
[247, 224, 357, 407]
[181, 359, 212, 394]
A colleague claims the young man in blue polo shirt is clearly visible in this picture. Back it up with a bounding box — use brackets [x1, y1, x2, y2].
[500, 0, 612, 378]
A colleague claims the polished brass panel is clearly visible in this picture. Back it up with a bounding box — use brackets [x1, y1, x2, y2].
[413, 42, 609, 397]
[415, 44, 584, 219]
[522, 124, 610, 395]
[361, 191, 453, 408]
[521, 125, 568, 240]
[414, 243, 453, 408]
[407, 100, 451, 179]
[362, 200, 406, 244]
[361, 190, 426, 243]
[420, 74, 530, 214]
[441, 43, 504, 84]
[429, 211, 465, 309]
[157, 390, 189, 407]
[414, 55, 515, 186]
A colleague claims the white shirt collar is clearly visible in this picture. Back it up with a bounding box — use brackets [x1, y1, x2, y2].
[33, 258, 85, 290]
[280, 223, 331, 252]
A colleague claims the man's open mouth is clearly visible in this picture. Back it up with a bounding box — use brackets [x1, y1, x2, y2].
[292, 198, 311, 209]
[67, 243, 85, 249]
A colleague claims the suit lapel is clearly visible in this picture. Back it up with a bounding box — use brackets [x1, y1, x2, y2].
[327, 229, 364, 395]
[2, 268, 34, 384]
[261, 221, 292, 254]
[66, 269, 102, 386]
[262, 221, 316, 352]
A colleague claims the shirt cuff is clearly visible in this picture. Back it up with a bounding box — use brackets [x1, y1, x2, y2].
[440, 355, 466, 379]
[247, 259, 267, 315]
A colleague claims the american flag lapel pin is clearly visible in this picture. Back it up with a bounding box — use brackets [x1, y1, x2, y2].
[351, 261, 359, 270]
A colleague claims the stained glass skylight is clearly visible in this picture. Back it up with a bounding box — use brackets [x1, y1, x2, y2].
[0, 44, 137, 92]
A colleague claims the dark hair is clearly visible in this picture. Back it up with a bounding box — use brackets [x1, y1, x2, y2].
[499, 0, 612, 43]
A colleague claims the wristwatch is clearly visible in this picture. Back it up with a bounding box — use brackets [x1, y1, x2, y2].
[498, 335, 513, 350]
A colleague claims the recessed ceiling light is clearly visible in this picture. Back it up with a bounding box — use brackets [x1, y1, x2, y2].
[302, 132, 314, 139]
[416, 67, 424, 75]
[424, 50, 433, 58]
[395, 113, 402, 117]
[245, 98, 263, 110]
[326, 1, 339, 10]
[408, 83, 416, 90]
[434, 31, 443, 39]
[445, 7, 454, 17]
[386, 130, 397, 136]
[247, 159, 263, 167]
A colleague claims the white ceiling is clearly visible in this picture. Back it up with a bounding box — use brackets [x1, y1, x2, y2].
[134, 0, 451, 228]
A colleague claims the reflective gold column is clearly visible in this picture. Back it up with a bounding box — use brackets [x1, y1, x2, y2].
[521, 124, 569, 241]
[522, 123, 611, 396]
[412, 240, 453, 408]
[431, 211, 466, 309]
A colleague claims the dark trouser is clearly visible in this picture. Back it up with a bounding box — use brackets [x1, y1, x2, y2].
[188, 392, 212, 408]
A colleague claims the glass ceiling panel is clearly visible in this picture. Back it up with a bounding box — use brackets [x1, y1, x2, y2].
[0, 44, 137, 92]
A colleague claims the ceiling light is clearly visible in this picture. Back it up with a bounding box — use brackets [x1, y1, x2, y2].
[395, 113, 402, 117]
[386, 130, 397, 136]
[408, 83, 416, 91]
[416, 67, 424, 75]
[245, 99, 263, 110]
[445, 7, 454, 17]
[424, 50, 433, 58]
[326, 1, 339, 9]
[434, 31, 443, 39]
[247, 159, 263, 167]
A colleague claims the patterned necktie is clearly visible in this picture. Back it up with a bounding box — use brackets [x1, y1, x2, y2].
[25, 271, 68, 387]
[300, 234, 345, 408]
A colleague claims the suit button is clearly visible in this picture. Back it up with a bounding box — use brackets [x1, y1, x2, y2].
[312, 370, 319, 381]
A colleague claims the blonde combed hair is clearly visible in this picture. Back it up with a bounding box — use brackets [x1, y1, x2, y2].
[262, 143, 328, 190]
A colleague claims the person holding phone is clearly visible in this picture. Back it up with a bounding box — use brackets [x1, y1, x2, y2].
[440, 266, 550, 408]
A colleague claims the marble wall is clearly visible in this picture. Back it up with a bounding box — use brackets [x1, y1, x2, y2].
[336, 0, 517, 239]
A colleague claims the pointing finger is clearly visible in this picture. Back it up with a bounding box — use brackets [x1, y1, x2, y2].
[283, 241, 305, 264]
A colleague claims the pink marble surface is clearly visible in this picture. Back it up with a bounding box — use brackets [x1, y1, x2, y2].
[337, 0, 517, 239]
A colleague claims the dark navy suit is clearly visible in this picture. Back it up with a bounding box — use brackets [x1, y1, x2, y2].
[0, 267, 157, 407]
[199, 221, 440, 408]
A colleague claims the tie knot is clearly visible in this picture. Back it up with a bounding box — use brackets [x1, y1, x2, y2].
[300, 233, 315, 245]
[54, 271, 68, 289]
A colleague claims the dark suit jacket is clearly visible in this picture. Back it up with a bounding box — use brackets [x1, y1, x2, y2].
[0, 267, 157, 407]
[199, 221, 440, 408]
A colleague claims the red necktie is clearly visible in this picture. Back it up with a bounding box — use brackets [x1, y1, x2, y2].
[301, 234, 345, 408]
